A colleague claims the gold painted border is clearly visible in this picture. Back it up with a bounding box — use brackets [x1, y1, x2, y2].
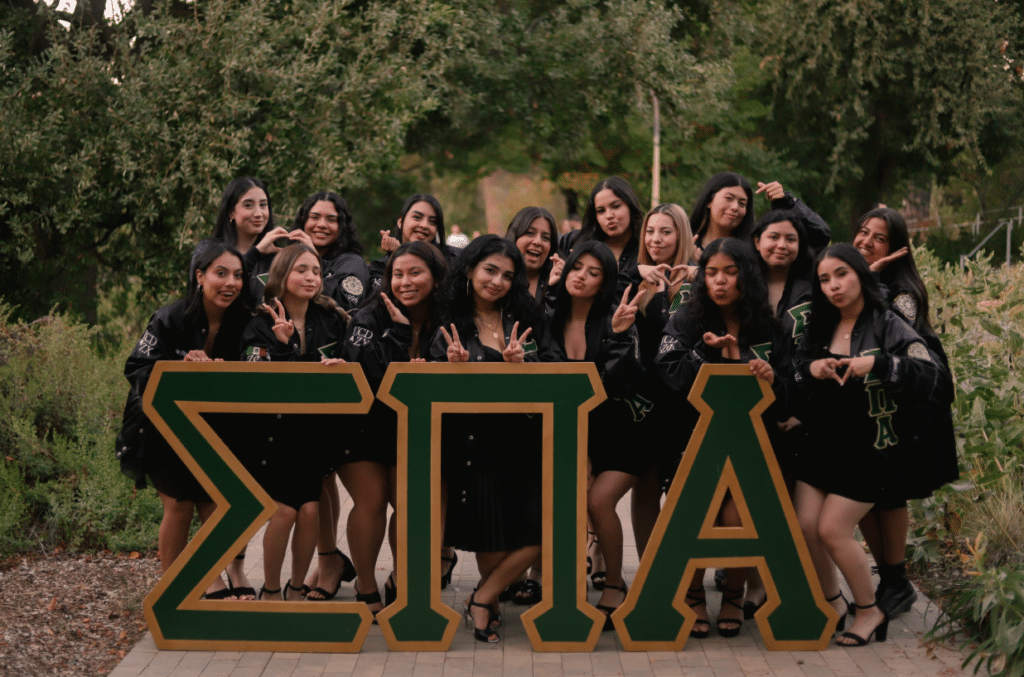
[141, 362, 375, 653]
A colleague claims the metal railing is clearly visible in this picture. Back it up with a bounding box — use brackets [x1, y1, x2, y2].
[906, 206, 1022, 267]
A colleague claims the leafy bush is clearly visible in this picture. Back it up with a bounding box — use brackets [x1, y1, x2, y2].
[909, 248, 1024, 676]
[0, 303, 161, 554]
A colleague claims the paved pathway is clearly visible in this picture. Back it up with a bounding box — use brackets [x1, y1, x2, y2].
[110, 491, 975, 677]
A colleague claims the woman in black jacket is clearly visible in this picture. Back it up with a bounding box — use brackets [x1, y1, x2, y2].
[557, 177, 644, 272]
[545, 240, 642, 631]
[332, 241, 447, 615]
[236, 244, 352, 601]
[504, 206, 560, 305]
[117, 241, 253, 599]
[429, 235, 546, 643]
[369, 194, 461, 291]
[793, 243, 946, 646]
[654, 237, 788, 639]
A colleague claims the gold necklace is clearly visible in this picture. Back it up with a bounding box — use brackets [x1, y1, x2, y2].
[475, 313, 501, 339]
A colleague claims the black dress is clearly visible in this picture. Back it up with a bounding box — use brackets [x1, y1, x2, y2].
[792, 308, 948, 503]
[116, 298, 248, 501]
[427, 315, 545, 553]
[204, 302, 350, 510]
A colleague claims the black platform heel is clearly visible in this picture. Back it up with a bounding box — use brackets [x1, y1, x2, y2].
[464, 593, 499, 643]
[717, 586, 745, 638]
[441, 550, 458, 589]
[595, 582, 628, 632]
[685, 586, 711, 639]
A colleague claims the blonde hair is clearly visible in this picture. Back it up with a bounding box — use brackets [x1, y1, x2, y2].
[636, 204, 695, 312]
[262, 244, 349, 321]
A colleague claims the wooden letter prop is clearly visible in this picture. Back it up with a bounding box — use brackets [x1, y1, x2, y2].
[614, 364, 838, 651]
[141, 362, 375, 652]
[375, 363, 607, 652]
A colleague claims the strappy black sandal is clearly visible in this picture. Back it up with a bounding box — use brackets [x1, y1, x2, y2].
[258, 584, 281, 600]
[595, 583, 628, 632]
[441, 549, 458, 589]
[837, 602, 888, 646]
[465, 593, 499, 643]
[307, 548, 355, 601]
[825, 591, 849, 632]
[514, 578, 542, 605]
[717, 586, 745, 638]
[685, 586, 711, 639]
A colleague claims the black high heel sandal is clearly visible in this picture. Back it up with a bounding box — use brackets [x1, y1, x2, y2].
[258, 584, 281, 600]
[465, 593, 499, 643]
[685, 586, 711, 639]
[837, 602, 888, 646]
[441, 550, 458, 589]
[595, 583, 628, 632]
[307, 548, 356, 601]
[717, 586, 745, 638]
[284, 579, 307, 601]
[225, 553, 257, 600]
[356, 585, 383, 623]
[826, 591, 849, 632]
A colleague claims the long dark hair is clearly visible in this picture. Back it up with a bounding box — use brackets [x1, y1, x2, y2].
[550, 240, 620, 334]
[689, 237, 776, 346]
[854, 208, 932, 335]
[185, 240, 246, 321]
[291, 190, 363, 258]
[363, 240, 447, 341]
[690, 172, 755, 244]
[806, 243, 889, 348]
[389, 194, 448, 246]
[504, 206, 558, 279]
[213, 177, 275, 247]
[752, 209, 813, 280]
[261, 244, 348, 320]
[578, 177, 643, 245]
[439, 234, 540, 339]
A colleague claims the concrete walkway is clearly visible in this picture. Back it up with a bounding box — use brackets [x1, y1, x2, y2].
[109, 491, 976, 677]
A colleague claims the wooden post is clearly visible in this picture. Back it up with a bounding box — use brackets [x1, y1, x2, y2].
[651, 90, 660, 208]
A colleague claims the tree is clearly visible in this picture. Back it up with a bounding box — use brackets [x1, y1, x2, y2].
[758, 0, 1024, 232]
[0, 0, 456, 322]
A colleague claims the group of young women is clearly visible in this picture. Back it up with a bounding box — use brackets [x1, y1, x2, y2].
[118, 171, 956, 647]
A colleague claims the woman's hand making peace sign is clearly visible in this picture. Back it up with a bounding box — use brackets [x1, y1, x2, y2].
[611, 285, 642, 333]
[264, 299, 295, 344]
[502, 322, 533, 363]
[439, 324, 470, 363]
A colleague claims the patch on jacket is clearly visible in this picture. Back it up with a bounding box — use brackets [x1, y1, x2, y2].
[907, 342, 931, 361]
[135, 330, 158, 357]
[349, 327, 373, 347]
[245, 346, 268, 361]
[658, 335, 680, 354]
[318, 342, 338, 359]
[894, 293, 917, 321]
[256, 273, 270, 288]
[342, 276, 364, 298]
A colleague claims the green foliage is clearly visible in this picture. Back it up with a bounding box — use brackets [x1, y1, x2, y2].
[759, 0, 1024, 229]
[0, 0, 456, 323]
[906, 248, 1024, 676]
[927, 563, 1024, 677]
[0, 303, 161, 554]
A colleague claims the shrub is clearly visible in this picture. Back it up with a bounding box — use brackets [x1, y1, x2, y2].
[0, 303, 161, 554]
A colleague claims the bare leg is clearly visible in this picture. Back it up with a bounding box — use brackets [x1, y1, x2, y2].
[288, 501, 320, 600]
[470, 546, 543, 632]
[305, 474, 341, 590]
[631, 467, 663, 559]
[337, 461, 389, 611]
[794, 482, 844, 615]
[818, 494, 884, 644]
[261, 501, 298, 600]
[157, 492, 194, 574]
[588, 470, 638, 611]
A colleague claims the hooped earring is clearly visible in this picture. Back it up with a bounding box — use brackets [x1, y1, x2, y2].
[466, 278, 471, 297]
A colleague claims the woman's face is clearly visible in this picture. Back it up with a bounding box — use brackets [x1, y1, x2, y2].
[594, 189, 631, 240]
[704, 252, 741, 307]
[515, 218, 553, 272]
[285, 251, 322, 300]
[197, 252, 244, 309]
[468, 253, 515, 304]
[566, 253, 605, 300]
[230, 186, 269, 238]
[707, 186, 748, 233]
[853, 217, 890, 265]
[754, 220, 799, 269]
[399, 201, 439, 243]
[304, 200, 339, 251]
[644, 213, 679, 265]
[817, 256, 863, 311]
[390, 253, 435, 308]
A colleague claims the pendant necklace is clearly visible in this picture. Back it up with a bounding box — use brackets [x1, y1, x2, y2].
[476, 313, 501, 339]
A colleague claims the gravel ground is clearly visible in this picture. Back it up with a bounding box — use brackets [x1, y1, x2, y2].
[0, 550, 160, 677]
